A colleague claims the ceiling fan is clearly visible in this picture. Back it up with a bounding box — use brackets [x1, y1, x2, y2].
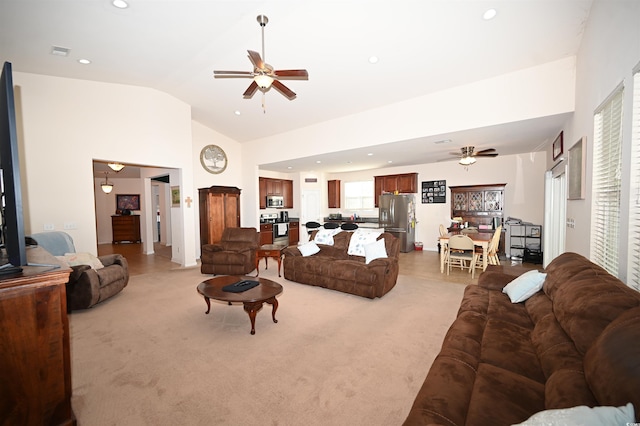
[213, 15, 309, 102]
[450, 146, 499, 165]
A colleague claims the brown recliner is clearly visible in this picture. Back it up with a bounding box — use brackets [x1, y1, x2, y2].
[200, 227, 259, 275]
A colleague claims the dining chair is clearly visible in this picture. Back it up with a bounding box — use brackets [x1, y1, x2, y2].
[438, 224, 449, 263]
[446, 234, 477, 278]
[473, 226, 502, 274]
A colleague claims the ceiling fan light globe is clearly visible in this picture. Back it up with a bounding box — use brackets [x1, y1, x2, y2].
[459, 156, 477, 166]
[254, 74, 274, 89]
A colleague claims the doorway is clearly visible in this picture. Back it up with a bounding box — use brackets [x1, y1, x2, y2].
[301, 190, 321, 242]
[543, 166, 567, 267]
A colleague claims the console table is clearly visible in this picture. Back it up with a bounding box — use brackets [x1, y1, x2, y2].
[255, 244, 286, 277]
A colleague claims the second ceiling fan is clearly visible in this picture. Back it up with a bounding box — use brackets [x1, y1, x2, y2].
[450, 146, 499, 165]
[213, 15, 309, 102]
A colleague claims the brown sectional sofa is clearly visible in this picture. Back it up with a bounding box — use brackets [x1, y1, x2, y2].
[404, 252, 640, 425]
[282, 230, 399, 298]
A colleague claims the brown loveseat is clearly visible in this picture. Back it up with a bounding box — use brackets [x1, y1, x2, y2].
[404, 252, 640, 425]
[200, 227, 260, 276]
[282, 230, 399, 298]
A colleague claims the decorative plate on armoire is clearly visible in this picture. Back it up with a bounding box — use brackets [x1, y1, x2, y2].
[200, 144, 228, 174]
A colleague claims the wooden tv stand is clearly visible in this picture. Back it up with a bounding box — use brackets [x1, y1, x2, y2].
[0, 247, 75, 425]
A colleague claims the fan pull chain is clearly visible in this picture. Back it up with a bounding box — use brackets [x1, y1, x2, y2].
[262, 92, 266, 113]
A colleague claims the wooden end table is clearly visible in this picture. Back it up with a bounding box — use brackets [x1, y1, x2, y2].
[197, 275, 283, 335]
[255, 244, 287, 277]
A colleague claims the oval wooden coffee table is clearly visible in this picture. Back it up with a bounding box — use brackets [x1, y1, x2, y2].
[197, 275, 283, 335]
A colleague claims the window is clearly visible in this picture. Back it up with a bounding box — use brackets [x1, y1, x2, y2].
[628, 69, 640, 290]
[344, 181, 374, 209]
[591, 86, 624, 276]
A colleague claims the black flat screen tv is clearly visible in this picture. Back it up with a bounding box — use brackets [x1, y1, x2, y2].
[0, 61, 27, 269]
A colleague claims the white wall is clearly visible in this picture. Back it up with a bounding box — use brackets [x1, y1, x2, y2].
[558, 0, 640, 280]
[15, 72, 198, 265]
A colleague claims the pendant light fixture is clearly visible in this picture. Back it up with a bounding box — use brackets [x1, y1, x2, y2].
[108, 162, 125, 172]
[101, 172, 114, 193]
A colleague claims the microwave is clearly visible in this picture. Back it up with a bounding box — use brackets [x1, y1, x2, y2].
[266, 195, 284, 208]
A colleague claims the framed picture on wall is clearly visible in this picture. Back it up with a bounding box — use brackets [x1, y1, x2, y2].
[171, 186, 180, 207]
[568, 137, 586, 200]
[116, 194, 140, 211]
[552, 131, 564, 161]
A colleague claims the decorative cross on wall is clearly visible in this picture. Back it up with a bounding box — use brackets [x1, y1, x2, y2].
[185, 196, 193, 208]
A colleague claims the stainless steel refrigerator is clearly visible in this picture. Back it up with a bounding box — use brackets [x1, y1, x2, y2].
[378, 193, 416, 252]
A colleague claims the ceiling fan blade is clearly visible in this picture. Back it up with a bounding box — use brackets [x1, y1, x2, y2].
[272, 80, 296, 100]
[274, 69, 309, 79]
[213, 70, 254, 78]
[474, 148, 497, 155]
[247, 50, 265, 70]
[475, 153, 499, 157]
[449, 152, 463, 156]
[242, 81, 259, 99]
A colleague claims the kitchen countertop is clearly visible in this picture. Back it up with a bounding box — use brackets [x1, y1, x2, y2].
[323, 217, 378, 224]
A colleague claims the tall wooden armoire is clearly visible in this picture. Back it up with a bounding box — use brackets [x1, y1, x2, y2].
[198, 186, 241, 248]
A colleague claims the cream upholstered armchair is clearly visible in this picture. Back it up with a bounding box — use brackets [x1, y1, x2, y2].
[30, 231, 129, 311]
[200, 227, 260, 275]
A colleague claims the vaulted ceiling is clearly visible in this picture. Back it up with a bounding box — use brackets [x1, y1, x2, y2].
[1, 0, 592, 173]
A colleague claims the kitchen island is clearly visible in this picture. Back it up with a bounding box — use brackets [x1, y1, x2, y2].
[323, 217, 380, 229]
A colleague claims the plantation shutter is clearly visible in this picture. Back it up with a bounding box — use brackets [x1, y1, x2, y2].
[628, 70, 640, 290]
[591, 87, 623, 276]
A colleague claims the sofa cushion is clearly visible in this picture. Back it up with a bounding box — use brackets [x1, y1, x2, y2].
[314, 228, 341, 245]
[544, 253, 640, 355]
[502, 270, 547, 303]
[584, 307, 640, 413]
[514, 403, 635, 426]
[60, 252, 104, 270]
[346, 229, 382, 256]
[364, 238, 387, 264]
[298, 241, 320, 257]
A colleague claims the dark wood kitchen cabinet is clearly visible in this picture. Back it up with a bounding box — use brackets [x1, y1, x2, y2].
[289, 221, 299, 245]
[374, 172, 418, 206]
[259, 177, 293, 209]
[199, 186, 241, 247]
[260, 223, 274, 245]
[328, 180, 340, 208]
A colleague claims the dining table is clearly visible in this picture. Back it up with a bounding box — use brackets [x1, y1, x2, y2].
[438, 232, 493, 274]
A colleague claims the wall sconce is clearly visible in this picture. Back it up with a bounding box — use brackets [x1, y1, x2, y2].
[108, 162, 125, 172]
[101, 172, 114, 193]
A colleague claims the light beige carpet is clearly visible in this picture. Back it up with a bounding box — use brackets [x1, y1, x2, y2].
[69, 263, 466, 426]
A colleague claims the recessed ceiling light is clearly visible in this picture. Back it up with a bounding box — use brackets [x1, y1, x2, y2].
[388, 160, 393, 163]
[78, 59, 91, 65]
[367, 153, 373, 156]
[316, 160, 321, 164]
[112, 0, 129, 9]
[483, 8, 497, 20]
[287, 166, 293, 169]
[234, 110, 241, 116]
[368, 56, 379, 64]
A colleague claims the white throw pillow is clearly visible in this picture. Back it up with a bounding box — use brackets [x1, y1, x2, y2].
[314, 229, 340, 246]
[62, 252, 105, 269]
[513, 402, 635, 426]
[298, 241, 320, 257]
[502, 269, 547, 303]
[347, 229, 383, 257]
[364, 238, 387, 264]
